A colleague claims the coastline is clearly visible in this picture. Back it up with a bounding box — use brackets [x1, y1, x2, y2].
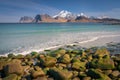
[0, 34, 120, 57]
[0, 36, 120, 80]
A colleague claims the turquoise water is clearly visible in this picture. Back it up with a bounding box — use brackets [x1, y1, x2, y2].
[0, 23, 120, 55]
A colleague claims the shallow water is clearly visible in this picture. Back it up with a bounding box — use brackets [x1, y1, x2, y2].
[0, 23, 120, 55]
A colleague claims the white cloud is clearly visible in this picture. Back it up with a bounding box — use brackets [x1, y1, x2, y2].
[86, 8, 120, 19]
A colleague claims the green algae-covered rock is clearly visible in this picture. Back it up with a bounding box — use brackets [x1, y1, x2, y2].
[7, 53, 15, 58]
[49, 68, 73, 80]
[41, 56, 57, 67]
[3, 74, 18, 80]
[71, 50, 80, 54]
[80, 51, 87, 57]
[31, 52, 38, 58]
[87, 54, 93, 61]
[55, 49, 66, 56]
[94, 48, 110, 58]
[31, 52, 38, 56]
[118, 65, 120, 71]
[85, 48, 94, 54]
[53, 53, 61, 59]
[72, 61, 86, 71]
[43, 67, 49, 74]
[4, 62, 23, 75]
[78, 72, 87, 78]
[25, 54, 32, 59]
[32, 70, 45, 79]
[34, 66, 42, 71]
[60, 54, 71, 64]
[72, 71, 79, 77]
[26, 60, 34, 66]
[33, 76, 47, 80]
[83, 77, 91, 80]
[14, 54, 24, 59]
[57, 63, 67, 68]
[90, 58, 115, 69]
[72, 57, 80, 63]
[87, 69, 111, 80]
[72, 77, 80, 80]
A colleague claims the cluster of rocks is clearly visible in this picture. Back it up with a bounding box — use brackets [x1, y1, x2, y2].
[0, 47, 120, 80]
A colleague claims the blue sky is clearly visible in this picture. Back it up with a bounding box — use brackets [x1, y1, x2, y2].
[0, 0, 120, 22]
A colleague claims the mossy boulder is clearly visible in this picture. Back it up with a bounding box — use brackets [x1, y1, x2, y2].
[25, 54, 32, 59]
[26, 60, 34, 66]
[87, 69, 111, 80]
[78, 72, 87, 78]
[87, 54, 93, 61]
[14, 54, 24, 59]
[72, 61, 86, 71]
[4, 62, 23, 75]
[49, 68, 73, 80]
[94, 48, 110, 58]
[80, 51, 87, 57]
[53, 53, 61, 59]
[60, 54, 71, 64]
[72, 71, 79, 77]
[31, 52, 38, 58]
[33, 76, 47, 80]
[118, 65, 120, 71]
[70, 50, 80, 54]
[43, 67, 49, 74]
[34, 66, 42, 71]
[83, 77, 91, 80]
[90, 58, 115, 69]
[32, 70, 45, 79]
[3, 74, 18, 80]
[72, 77, 80, 80]
[55, 49, 66, 56]
[7, 53, 15, 58]
[72, 57, 80, 63]
[41, 56, 57, 67]
[57, 63, 67, 68]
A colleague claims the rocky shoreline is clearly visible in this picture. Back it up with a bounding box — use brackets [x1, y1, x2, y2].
[0, 43, 120, 80]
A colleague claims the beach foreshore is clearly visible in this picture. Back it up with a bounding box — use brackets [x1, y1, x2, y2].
[0, 34, 120, 57]
[0, 40, 120, 80]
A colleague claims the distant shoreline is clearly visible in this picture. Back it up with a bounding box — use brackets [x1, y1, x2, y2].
[0, 22, 120, 25]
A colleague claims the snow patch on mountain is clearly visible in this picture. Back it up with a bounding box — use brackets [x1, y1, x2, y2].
[53, 10, 75, 19]
[77, 13, 88, 18]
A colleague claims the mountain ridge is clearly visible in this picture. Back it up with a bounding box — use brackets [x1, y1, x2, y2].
[19, 10, 120, 24]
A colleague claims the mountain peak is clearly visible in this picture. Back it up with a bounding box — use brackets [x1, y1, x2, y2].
[77, 13, 88, 18]
[53, 10, 75, 19]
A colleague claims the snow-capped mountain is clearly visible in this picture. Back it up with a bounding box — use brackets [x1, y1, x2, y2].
[97, 15, 109, 19]
[53, 10, 75, 19]
[77, 13, 88, 18]
[19, 10, 120, 23]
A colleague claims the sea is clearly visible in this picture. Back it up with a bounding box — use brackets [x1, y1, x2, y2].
[0, 23, 120, 55]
